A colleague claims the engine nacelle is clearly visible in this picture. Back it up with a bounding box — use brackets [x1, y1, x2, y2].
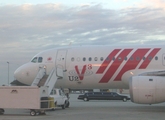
[129, 76, 165, 104]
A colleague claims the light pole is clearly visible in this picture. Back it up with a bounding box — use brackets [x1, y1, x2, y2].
[7, 62, 9, 86]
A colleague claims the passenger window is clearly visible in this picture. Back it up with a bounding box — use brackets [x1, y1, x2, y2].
[155, 56, 158, 60]
[88, 93, 92, 95]
[71, 57, 74, 61]
[112, 57, 115, 61]
[136, 57, 140, 61]
[38, 57, 43, 63]
[89, 57, 92, 61]
[143, 57, 146, 60]
[83, 57, 86, 61]
[94, 92, 101, 95]
[77, 57, 80, 62]
[118, 57, 122, 61]
[124, 57, 127, 61]
[100, 57, 104, 61]
[104, 93, 111, 95]
[106, 57, 110, 61]
[148, 56, 152, 61]
[31, 57, 37, 63]
[130, 56, 134, 61]
[94, 57, 98, 61]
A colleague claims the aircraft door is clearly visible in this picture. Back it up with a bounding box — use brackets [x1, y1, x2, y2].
[56, 50, 67, 71]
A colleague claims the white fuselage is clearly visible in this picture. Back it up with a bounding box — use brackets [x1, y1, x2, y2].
[14, 45, 164, 89]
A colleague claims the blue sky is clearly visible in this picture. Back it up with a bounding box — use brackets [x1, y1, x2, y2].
[0, 0, 165, 85]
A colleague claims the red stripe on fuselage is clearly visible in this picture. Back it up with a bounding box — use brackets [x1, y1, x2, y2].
[139, 48, 161, 69]
[96, 49, 121, 74]
[114, 49, 150, 81]
[99, 49, 133, 83]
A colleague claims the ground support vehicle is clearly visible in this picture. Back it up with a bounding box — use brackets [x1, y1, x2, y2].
[0, 86, 55, 116]
[50, 88, 70, 109]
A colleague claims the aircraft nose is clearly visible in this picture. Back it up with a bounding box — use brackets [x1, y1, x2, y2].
[14, 64, 27, 84]
[14, 63, 37, 85]
[14, 67, 22, 82]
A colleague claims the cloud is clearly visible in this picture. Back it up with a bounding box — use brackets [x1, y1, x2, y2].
[136, 0, 165, 10]
[0, 3, 165, 85]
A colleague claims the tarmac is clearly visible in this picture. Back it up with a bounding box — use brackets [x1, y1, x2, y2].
[1, 94, 165, 120]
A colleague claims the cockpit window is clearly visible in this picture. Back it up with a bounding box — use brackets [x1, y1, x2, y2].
[31, 57, 43, 63]
[31, 57, 38, 63]
[38, 57, 43, 63]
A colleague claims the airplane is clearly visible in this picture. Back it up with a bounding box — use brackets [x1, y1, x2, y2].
[14, 45, 165, 105]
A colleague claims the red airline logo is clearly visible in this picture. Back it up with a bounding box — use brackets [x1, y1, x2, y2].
[75, 65, 87, 80]
[69, 64, 93, 81]
[97, 48, 161, 83]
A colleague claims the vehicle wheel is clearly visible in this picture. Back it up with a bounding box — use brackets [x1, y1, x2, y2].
[0, 109, 4, 115]
[84, 97, 89, 101]
[54, 102, 57, 107]
[61, 102, 66, 109]
[30, 110, 36, 116]
[123, 98, 127, 102]
[39, 110, 46, 115]
[66, 101, 70, 108]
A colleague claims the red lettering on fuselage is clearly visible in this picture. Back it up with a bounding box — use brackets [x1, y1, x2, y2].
[75, 65, 87, 80]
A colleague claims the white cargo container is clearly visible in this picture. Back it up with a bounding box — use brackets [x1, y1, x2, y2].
[0, 86, 54, 116]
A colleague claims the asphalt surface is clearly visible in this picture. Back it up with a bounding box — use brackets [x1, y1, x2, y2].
[1, 94, 165, 120]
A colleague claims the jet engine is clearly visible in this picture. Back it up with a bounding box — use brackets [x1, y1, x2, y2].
[129, 76, 165, 104]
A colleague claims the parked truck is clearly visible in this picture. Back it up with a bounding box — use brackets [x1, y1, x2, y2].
[50, 88, 70, 109]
